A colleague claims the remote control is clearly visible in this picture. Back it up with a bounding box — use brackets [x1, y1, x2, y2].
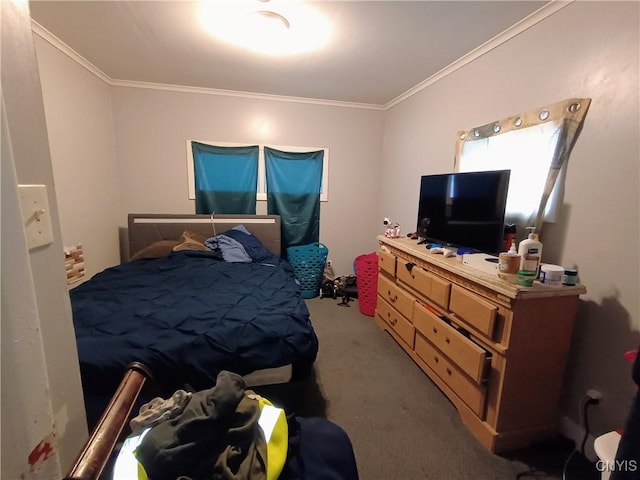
[442, 248, 457, 258]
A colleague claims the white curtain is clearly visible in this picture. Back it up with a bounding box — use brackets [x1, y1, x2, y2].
[454, 97, 591, 234]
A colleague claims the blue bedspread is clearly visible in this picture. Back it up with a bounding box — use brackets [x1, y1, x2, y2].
[71, 250, 318, 395]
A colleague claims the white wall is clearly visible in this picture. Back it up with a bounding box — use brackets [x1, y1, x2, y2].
[111, 86, 384, 274]
[1, 1, 87, 477]
[34, 35, 121, 279]
[382, 1, 640, 437]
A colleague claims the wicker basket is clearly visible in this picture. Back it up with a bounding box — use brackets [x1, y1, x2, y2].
[355, 252, 378, 316]
[287, 243, 329, 299]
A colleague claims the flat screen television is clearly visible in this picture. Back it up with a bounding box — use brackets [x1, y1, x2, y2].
[416, 170, 511, 255]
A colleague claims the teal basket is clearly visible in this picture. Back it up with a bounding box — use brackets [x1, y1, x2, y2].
[287, 242, 329, 299]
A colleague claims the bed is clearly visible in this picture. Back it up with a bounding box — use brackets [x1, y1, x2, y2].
[70, 214, 319, 423]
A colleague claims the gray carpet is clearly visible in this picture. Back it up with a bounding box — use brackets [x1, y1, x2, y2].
[263, 297, 580, 480]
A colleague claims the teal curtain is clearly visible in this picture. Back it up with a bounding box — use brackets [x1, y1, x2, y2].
[192, 142, 258, 214]
[265, 147, 323, 254]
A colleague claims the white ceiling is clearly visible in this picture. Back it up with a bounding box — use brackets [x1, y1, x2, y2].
[29, 1, 549, 107]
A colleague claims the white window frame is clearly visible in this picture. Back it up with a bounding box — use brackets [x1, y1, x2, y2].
[186, 140, 329, 202]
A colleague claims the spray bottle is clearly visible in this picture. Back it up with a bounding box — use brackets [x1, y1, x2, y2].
[518, 227, 543, 275]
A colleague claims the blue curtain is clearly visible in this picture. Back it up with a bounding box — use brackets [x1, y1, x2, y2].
[265, 147, 323, 254]
[192, 142, 258, 214]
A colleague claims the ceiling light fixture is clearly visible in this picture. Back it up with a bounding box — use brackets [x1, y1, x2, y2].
[199, 0, 332, 56]
[254, 10, 290, 30]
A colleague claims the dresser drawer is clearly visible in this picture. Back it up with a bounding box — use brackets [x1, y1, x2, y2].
[414, 333, 485, 417]
[413, 302, 490, 384]
[397, 258, 451, 309]
[378, 249, 396, 276]
[429, 273, 451, 309]
[449, 285, 498, 338]
[376, 300, 415, 349]
[377, 274, 415, 319]
[397, 258, 431, 292]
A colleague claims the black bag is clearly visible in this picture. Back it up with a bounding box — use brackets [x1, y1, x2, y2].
[320, 279, 338, 299]
[336, 275, 358, 298]
[319, 275, 358, 299]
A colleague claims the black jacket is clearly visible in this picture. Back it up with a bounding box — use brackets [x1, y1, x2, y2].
[135, 371, 267, 480]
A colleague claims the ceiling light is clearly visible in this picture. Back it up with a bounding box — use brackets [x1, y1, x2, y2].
[253, 10, 290, 30]
[199, 0, 332, 56]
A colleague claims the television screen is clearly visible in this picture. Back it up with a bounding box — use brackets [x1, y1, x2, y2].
[416, 170, 510, 255]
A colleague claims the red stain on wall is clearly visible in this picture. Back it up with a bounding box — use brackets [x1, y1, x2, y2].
[28, 434, 56, 472]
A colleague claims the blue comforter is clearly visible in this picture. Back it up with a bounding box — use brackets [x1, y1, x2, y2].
[71, 250, 318, 395]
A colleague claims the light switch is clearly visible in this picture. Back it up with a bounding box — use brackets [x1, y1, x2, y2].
[18, 184, 54, 249]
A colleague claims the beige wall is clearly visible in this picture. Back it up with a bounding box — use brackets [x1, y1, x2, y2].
[382, 0, 640, 439]
[35, 35, 121, 279]
[35, 27, 385, 276]
[111, 86, 384, 275]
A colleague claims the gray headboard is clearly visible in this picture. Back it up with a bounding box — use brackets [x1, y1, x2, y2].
[126, 214, 282, 260]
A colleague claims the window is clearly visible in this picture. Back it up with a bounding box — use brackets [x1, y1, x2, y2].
[454, 97, 591, 234]
[186, 141, 329, 202]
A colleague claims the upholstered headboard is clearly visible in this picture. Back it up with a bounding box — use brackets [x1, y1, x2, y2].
[126, 214, 282, 260]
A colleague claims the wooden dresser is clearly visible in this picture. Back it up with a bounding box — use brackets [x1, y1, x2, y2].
[375, 236, 586, 453]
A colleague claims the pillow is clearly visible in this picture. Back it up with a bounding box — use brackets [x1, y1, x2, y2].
[178, 230, 208, 245]
[130, 240, 179, 261]
[173, 231, 211, 252]
[172, 238, 211, 252]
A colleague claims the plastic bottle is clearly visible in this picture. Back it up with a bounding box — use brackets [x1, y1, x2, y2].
[518, 227, 543, 275]
[503, 224, 516, 252]
[498, 242, 521, 284]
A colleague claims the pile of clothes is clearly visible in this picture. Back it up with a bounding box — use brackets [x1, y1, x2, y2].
[113, 371, 359, 480]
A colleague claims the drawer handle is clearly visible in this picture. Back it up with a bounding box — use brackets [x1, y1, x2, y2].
[446, 368, 452, 376]
[434, 355, 439, 363]
[387, 290, 398, 303]
[432, 327, 438, 334]
[445, 336, 451, 344]
[390, 318, 398, 326]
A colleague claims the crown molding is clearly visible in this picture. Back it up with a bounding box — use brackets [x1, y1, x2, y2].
[384, 0, 574, 110]
[31, 1, 572, 111]
[30, 19, 382, 111]
[109, 79, 384, 110]
[31, 20, 111, 84]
